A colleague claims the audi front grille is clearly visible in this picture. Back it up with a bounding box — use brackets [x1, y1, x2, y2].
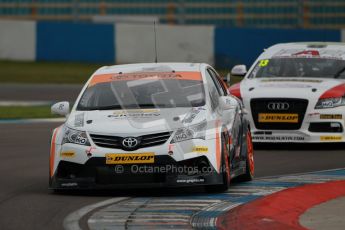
[250, 98, 309, 130]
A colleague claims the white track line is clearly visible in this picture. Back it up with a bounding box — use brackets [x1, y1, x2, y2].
[63, 197, 129, 230]
[62, 170, 345, 229]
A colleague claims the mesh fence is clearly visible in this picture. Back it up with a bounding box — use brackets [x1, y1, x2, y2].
[0, 0, 345, 28]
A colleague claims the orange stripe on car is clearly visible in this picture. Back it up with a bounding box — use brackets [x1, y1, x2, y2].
[89, 71, 202, 87]
[50, 127, 60, 178]
[215, 120, 221, 171]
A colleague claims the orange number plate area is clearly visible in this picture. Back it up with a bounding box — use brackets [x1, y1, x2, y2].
[105, 153, 155, 164]
[258, 113, 299, 123]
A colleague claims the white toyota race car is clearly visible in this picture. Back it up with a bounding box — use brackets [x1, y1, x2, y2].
[229, 42, 345, 143]
[49, 63, 254, 191]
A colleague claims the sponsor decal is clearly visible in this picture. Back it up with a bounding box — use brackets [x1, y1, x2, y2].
[225, 98, 233, 105]
[273, 49, 345, 60]
[60, 151, 75, 158]
[261, 83, 312, 88]
[259, 59, 269, 67]
[105, 153, 155, 164]
[74, 113, 84, 127]
[261, 79, 322, 83]
[108, 109, 161, 119]
[252, 136, 305, 141]
[111, 73, 183, 81]
[182, 108, 201, 124]
[123, 109, 159, 113]
[320, 101, 335, 108]
[176, 178, 205, 183]
[173, 131, 190, 142]
[308, 112, 320, 117]
[61, 182, 78, 187]
[89, 72, 203, 87]
[320, 136, 343, 141]
[192, 146, 208, 153]
[258, 113, 299, 123]
[293, 50, 320, 57]
[320, 114, 343, 119]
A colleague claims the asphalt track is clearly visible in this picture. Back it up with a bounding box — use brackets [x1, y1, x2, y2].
[0, 122, 344, 230]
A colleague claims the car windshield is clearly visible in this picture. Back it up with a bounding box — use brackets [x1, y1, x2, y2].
[249, 58, 345, 79]
[77, 71, 205, 110]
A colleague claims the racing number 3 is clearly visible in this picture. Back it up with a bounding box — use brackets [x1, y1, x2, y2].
[259, 59, 269, 67]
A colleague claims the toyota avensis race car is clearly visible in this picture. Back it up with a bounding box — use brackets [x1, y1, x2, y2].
[229, 42, 345, 143]
[49, 63, 254, 191]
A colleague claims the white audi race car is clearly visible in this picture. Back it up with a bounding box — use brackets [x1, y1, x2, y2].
[229, 42, 345, 143]
[49, 63, 254, 191]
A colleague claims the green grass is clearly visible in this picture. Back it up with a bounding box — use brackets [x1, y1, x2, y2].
[0, 61, 242, 85]
[0, 106, 59, 119]
[0, 61, 104, 84]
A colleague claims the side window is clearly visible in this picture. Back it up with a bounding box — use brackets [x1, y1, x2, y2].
[216, 77, 228, 96]
[208, 69, 227, 96]
[205, 70, 221, 110]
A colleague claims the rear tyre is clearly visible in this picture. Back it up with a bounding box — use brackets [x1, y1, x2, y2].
[237, 129, 254, 182]
[205, 133, 231, 193]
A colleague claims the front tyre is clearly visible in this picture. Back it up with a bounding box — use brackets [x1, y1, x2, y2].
[237, 129, 254, 182]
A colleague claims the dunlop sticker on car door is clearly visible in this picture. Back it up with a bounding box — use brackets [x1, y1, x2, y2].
[105, 153, 155, 164]
[60, 152, 75, 158]
[192, 146, 209, 153]
[320, 114, 342, 119]
[258, 113, 298, 123]
[320, 136, 343, 141]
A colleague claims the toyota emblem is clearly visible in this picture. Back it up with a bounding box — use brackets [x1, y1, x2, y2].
[267, 102, 290, 110]
[122, 137, 139, 148]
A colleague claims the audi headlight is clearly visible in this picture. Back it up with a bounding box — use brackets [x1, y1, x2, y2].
[171, 121, 207, 143]
[62, 127, 90, 146]
[315, 97, 345, 109]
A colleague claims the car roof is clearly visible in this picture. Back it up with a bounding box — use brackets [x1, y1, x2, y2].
[94, 63, 204, 75]
[259, 42, 345, 60]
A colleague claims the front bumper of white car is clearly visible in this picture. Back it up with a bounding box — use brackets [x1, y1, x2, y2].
[49, 132, 223, 189]
[247, 98, 345, 143]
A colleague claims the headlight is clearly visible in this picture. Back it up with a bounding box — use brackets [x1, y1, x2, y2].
[315, 97, 345, 109]
[171, 121, 207, 143]
[62, 127, 90, 146]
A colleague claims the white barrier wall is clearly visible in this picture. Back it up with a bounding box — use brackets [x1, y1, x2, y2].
[116, 23, 214, 65]
[341, 29, 345, 42]
[0, 20, 36, 61]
